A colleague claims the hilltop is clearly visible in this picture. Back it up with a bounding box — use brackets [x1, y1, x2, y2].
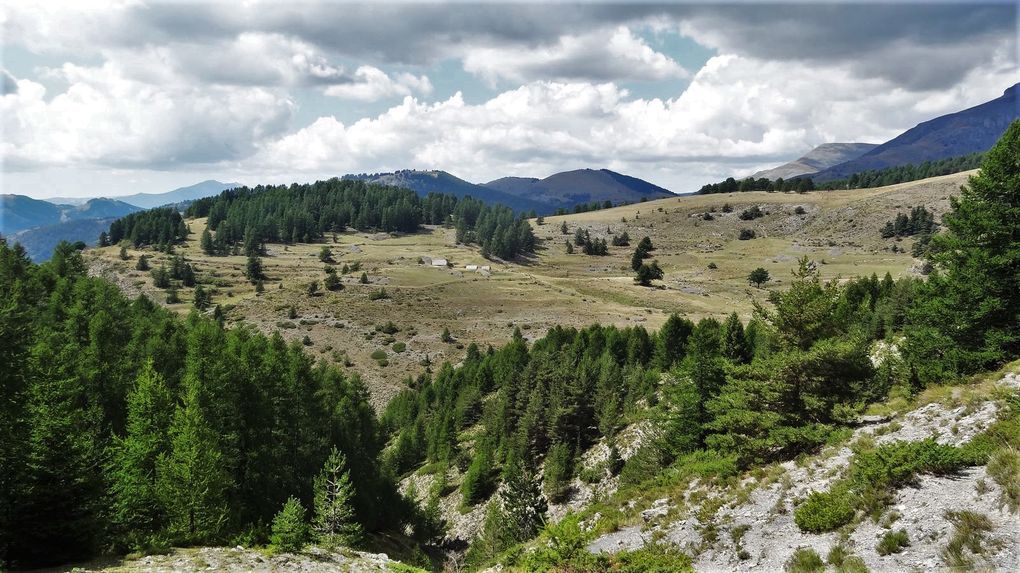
[751, 143, 877, 180]
[484, 168, 674, 210]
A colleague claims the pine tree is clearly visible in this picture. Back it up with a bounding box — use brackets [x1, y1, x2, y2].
[720, 312, 749, 363]
[906, 120, 1020, 381]
[245, 255, 264, 283]
[270, 497, 308, 553]
[543, 441, 572, 502]
[499, 459, 547, 544]
[156, 375, 230, 543]
[108, 360, 173, 546]
[460, 438, 495, 506]
[200, 228, 214, 255]
[313, 447, 362, 548]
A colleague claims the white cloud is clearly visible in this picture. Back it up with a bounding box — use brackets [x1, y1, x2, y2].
[463, 26, 688, 86]
[323, 66, 432, 101]
[1, 63, 294, 170]
[249, 52, 1018, 193]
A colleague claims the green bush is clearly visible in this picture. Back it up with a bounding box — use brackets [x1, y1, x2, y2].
[987, 446, 1020, 512]
[392, 342, 407, 353]
[876, 529, 909, 555]
[785, 547, 825, 573]
[835, 556, 869, 573]
[794, 487, 856, 533]
[370, 349, 387, 360]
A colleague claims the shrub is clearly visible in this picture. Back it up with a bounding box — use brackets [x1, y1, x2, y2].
[794, 487, 856, 533]
[987, 446, 1020, 512]
[942, 510, 995, 568]
[619, 444, 665, 487]
[835, 556, 869, 573]
[785, 547, 825, 573]
[392, 342, 406, 353]
[370, 349, 387, 360]
[270, 497, 308, 553]
[368, 288, 389, 300]
[707, 262, 718, 269]
[738, 229, 756, 240]
[876, 529, 909, 555]
[739, 205, 764, 221]
[794, 206, 807, 215]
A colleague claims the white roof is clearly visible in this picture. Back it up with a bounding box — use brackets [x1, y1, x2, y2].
[432, 258, 448, 266]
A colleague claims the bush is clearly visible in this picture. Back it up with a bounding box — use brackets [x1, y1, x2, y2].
[270, 497, 308, 553]
[876, 529, 909, 555]
[785, 547, 825, 573]
[794, 487, 856, 533]
[987, 446, 1020, 512]
[370, 349, 387, 360]
[392, 342, 406, 353]
[619, 444, 665, 487]
[368, 288, 389, 300]
[794, 206, 807, 215]
[738, 229, 757, 240]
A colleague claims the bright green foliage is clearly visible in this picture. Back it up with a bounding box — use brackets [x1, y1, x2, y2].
[906, 120, 1020, 381]
[270, 497, 308, 553]
[155, 375, 230, 543]
[108, 361, 174, 547]
[794, 487, 857, 533]
[720, 312, 749, 363]
[313, 447, 362, 548]
[461, 438, 495, 507]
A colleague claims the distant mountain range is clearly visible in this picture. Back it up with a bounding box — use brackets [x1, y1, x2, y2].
[2, 181, 239, 261]
[1, 195, 141, 235]
[751, 143, 878, 180]
[345, 168, 673, 214]
[44, 180, 240, 209]
[809, 83, 1019, 182]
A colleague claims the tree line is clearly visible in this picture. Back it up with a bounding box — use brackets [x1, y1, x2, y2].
[818, 152, 984, 190]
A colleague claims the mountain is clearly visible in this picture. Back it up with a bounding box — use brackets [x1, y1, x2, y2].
[342, 170, 550, 213]
[811, 83, 1019, 182]
[111, 179, 240, 209]
[484, 168, 674, 209]
[751, 143, 878, 180]
[1, 195, 140, 235]
[45, 180, 240, 209]
[12, 218, 119, 262]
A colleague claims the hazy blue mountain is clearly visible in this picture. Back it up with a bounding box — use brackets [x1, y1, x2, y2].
[45, 179, 240, 209]
[484, 168, 673, 208]
[1, 195, 140, 235]
[751, 143, 878, 180]
[811, 83, 1019, 182]
[342, 170, 550, 213]
[108, 179, 240, 209]
[11, 218, 119, 262]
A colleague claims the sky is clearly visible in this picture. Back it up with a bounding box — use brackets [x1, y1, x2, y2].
[1, 1, 1018, 199]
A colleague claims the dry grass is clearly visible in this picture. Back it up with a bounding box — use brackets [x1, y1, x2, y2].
[86, 172, 972, 407]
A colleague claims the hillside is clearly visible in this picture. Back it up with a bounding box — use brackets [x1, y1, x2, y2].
[751, 142, 877, 180]
[44, 180, 241, 209]
[86, 171, 972, 407]
[484, 168, 674, 209]
[1, 195, 140, 235]
[812, 83, 1019, 181]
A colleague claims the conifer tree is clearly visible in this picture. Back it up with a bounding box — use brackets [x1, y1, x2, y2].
[200, 227, 214, 255]
[270, 497, 308, 553]
[108, 360, 173, 546]
[313, 447, 362, 548]
[720, 312, 749, 363]
[156, 375, 230, 543]
[906, 120, 1020, 380]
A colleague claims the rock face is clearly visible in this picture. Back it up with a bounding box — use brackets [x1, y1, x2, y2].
[588, 372, 1020, 572]
[751, 143, 878, 180]
[64, 546, 420, 573]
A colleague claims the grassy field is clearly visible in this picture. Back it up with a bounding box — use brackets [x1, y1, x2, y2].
[86, 170, 974, 407]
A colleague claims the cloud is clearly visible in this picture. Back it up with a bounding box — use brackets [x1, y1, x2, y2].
[323, 66, 432, 101]
[463, 26, 688, 85]
[1, 62, 294, 170]
[249, 51, 1018, 192]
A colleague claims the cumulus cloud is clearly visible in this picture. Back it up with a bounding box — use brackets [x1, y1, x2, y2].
[249, 52, 1018, 192]
[463, 26, 687, 85]
[323, 67, 432, 101]
[1, 62, 294, 170]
